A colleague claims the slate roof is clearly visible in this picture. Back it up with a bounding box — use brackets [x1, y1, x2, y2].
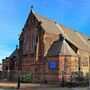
[34, 12, 60, 36]
[33, 11, 90, 52]
[46, 39, 77, 57]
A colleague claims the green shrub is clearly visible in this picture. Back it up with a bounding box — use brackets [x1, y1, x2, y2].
[71, 71, 84, 81]
[20, 74, 32, 83]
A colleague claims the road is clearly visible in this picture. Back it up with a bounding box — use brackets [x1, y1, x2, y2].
[20, 87, 89, 90]
[0, 87, 89, 90]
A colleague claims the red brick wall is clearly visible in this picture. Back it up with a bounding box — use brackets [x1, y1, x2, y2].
[19, 11, 45, 76]
[45, 56, 77, 82]
[45, 56, 60, 82]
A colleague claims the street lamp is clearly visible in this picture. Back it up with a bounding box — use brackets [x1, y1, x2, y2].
[77, 51, 81, 85]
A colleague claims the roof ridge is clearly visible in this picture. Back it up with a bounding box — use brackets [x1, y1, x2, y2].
[9, 49, 18, 58]
[76, 31, 89, 38]
[57, 23, 89, 39]
[32, 11, 90, 51]
[34, 11, 57, 24]
[59, 24, 77, 33]
[33, 11, 77, 32]
[61, 39, 77, 56]
[33, 10, 89, 37]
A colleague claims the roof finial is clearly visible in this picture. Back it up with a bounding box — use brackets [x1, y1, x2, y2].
[31, 5, 33, 11]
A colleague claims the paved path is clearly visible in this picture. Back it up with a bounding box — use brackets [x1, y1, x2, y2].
[21, 87, 90, 90]
[0, 82, 89, 90]
[0, 82, 17, 88]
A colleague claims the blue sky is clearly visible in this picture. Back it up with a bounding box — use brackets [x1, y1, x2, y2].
[0, 0, 90, 62]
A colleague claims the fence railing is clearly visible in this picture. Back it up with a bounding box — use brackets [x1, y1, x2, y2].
[0, 70, 18, 82]
[0, 70, 89, 87]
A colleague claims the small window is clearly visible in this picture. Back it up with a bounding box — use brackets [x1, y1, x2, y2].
[49, 61, 57, 69]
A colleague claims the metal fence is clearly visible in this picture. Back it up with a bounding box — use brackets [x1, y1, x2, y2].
[0, 70, 18, 83]
[19, 71, 89, 87]
[0, 70, 20, 89]
[0, 70, 89, 88]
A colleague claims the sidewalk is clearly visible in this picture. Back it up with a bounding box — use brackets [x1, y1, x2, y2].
[0, 82, 59, 89]
[20, 87, 90, 90]
[20, 83, 60, 89]
[0, 82, 89, 90]
[0, 82, 17, 88]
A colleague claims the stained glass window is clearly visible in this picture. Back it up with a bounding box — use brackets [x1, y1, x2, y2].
[49, 61, 57, 69]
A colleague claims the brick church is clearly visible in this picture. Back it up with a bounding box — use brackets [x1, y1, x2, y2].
[2, 8, 90, 83]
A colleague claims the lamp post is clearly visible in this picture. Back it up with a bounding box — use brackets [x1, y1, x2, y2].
[77, 51, 81, 86]
[87, 38, 90, 88]
[78, 52, 81, 80]
[62, 37, 67, 87]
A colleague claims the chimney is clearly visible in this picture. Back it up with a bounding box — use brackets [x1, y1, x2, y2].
[58, 34, 64, 40]
[6, 57, 9, 59]
[16, 45, 18, 50]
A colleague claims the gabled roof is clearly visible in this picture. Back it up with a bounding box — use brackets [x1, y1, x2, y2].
[46, 39, 77, 57]
[33, 11, 60, 35]
[2, 49, 18, 62]
[9, 49, 18, 59]
[32, 11, 90, 51]
[60, 25, 89, 51]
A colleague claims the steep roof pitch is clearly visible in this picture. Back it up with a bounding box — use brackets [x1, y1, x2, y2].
[60, 25, 89, 51]
[9, 49, 18, 59]
[46, 39, 77, 57]
[33, 12, 60, 35]
[33, 11, 90, 51]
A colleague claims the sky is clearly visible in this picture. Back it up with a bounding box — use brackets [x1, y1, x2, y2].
[0, 0, 90, 62]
